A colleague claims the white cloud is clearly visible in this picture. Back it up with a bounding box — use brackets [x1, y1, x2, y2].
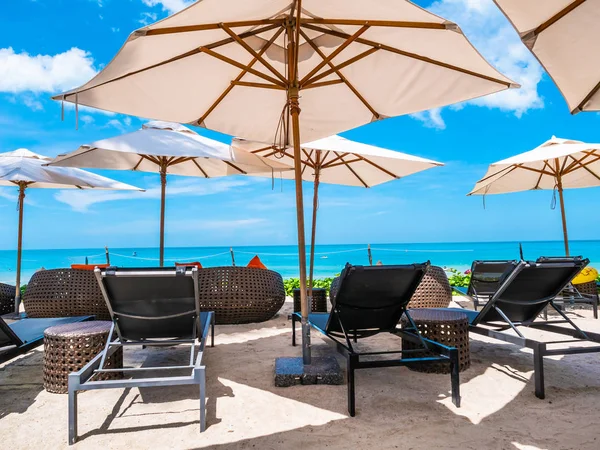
[0, 47, 97, 94]
[141, 0, 193, 14]
[428, 0, 544, 116]
[111, 27, 120, 33]
[410, 108, 446, 130]
[80, 115, 95, 125]
[139, 12, 158, 25]
[106, 117, 133, 132]
[54, 178, 252, 212]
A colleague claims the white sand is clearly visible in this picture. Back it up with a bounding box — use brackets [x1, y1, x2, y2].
[2, 301, 600, 450]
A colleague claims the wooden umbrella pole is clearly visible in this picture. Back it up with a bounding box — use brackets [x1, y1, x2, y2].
[14, 183, 26, 313]
[308, 161, 321, 298]
[159, 162, 167, 267]
[287, 7, 311, 364]
[556, 173, 570, 256]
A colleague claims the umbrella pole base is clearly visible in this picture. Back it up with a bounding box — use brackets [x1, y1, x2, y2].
[274, 356, 343, 387]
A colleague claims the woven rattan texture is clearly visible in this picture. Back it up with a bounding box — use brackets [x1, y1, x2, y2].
[197, 267, 285, 324]
[293, 288, 327, 313]
[43, 321, 122, 394]
[0, 283, 15, 315]
[23, 269, 110, 320]
[401, 308, 470, 374]
[575, 280, 598, 298]
[408, 266, 452, 309]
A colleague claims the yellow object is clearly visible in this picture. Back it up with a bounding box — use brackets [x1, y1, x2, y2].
[572, 267, 598, 285]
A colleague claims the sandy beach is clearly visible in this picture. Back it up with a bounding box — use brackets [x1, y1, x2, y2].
[1, 299, 600, 450]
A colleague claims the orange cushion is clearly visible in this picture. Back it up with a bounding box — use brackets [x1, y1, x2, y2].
[247, 255, 267, 270]
[71, 264, 110, 271]
[175, 262, 203, 269]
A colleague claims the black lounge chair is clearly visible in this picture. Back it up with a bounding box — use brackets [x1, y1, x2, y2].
[68, 267, 215, 445]
[452, 260, 518, 309]
[0, 314, 93, 363]
[443, 257, 600, 399]
[292, 262, 461, 416]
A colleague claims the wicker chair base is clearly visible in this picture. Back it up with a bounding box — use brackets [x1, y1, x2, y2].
[44, 321, 122, 394]
[24, 269, 110, 320]
[293, 288, 327, 313]
[401, 309, 470, 374]
[408, 265, 453, 309]
[0, 283, 16, 316]
[197, 267, 285, 324]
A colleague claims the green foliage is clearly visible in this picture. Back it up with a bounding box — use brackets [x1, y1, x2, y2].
[283, 277, 337, 297]
[20, 284, 27, 296]
[446, 268, 471, 296]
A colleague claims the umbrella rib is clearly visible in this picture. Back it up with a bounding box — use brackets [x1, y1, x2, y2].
[533, 161, 553, 189]
[299, 25, 370, 86]
[325, 157, 362, 168]
[142, 19, 286, 36]
[335, 152, 368, 188]
[223, 161, 247, 174]
[132, 156, 145, 171]
[231, 81, 285, 90]
[527, 0, 587, 38]
[298, 28, 381, 119]
[573, 78, 600, 113]
[191, 159, 209, 178]
[564, 153, 600, 174]
[299, 19, 449, 29]
[220, 24, 288, 84]
[194, 26, 285, 127]
[302, 79, 345, 89]
[57, 24, 282, 101]
[565, 155, 600, 182]
[355, 154, 403, 179]
[302, 23, 513, 88]
[302, 148, 316, 167]
[199, 47, 285, 88]
[302, 47, 379, 88]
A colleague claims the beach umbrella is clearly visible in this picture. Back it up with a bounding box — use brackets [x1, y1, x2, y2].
[0, 148, 141, 312]
[232, 134, 443, 290]
[493, 0, 600, 113]
[53, 0, 516, 363]
[469, 136, 600, 256]
[48, 121, 291, 266]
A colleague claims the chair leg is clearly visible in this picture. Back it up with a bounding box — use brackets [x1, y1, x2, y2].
[533, 343, 546, 399]
[594, 296, 598, 320]
[450, 349, 461, 408]
[347, 355, 356, 417]
[292, 314, 297, 347]
[68, 386, 78, 445]
[211, 316, 215, 347]
[199, 368, 206, 432]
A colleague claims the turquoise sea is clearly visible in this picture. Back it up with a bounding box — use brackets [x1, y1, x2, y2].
[1, 240, 599, 286]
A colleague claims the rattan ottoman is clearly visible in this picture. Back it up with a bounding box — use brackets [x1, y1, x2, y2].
[401, 309, 470, 374]
[293, 288, 328, 313]
[43, 321, 123, 394]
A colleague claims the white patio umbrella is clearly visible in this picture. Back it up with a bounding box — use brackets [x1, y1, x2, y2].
[53, 0, 517, 363]
[493, 0, 600, 113]
[0, 148, 142, 312]
[232, 134, 443, 290]
[469, 136, 600, 256]
[48, 121, 292, 266]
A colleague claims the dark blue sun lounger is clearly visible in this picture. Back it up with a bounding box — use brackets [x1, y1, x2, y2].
[292, 262, 461, 416]
[0, 315, 92, 363]
[443, 257, 600, 399]
[67, 267, 215, 445]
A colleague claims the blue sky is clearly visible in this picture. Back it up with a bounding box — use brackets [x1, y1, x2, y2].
[1, 0, 600, 251]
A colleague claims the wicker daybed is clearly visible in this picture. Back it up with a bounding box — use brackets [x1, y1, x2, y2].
[0, 283, 16, 316]
[329, 265, 452, 309]
[22, 269, 110, 320]
[197, 266, 285, 324]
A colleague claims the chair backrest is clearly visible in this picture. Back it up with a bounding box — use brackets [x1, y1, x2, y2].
[0, 317, 22, 348]
[97, 267, 199, 341]
[467, 260, 518, 297]
[325, 263, 428, 338]
[474, 257, 588, 324]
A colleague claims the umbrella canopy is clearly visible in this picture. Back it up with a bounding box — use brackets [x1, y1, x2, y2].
[53, 0, 517, 363]
[232, 134, 443, 288]
[493, 0, 600, 113]
[0, 148, 141, 312]
[469, 136, 600, 255]
[48, 121, 292, 266]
